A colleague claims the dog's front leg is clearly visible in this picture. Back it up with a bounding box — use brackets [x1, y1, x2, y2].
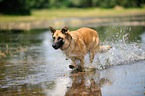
[70, 59, 80, 69]
[69, 58, 77, 69]
[76, 59, 84, 72]
[69, 58, 85, 71]
[69, 60, 77, 69]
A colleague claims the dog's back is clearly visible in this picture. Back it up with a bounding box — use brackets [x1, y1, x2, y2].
[72, 27, 99, 53]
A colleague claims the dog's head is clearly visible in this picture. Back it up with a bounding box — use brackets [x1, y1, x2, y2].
[49, 26, 72, 50]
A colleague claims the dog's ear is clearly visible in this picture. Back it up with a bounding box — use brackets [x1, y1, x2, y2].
[49, 26, 56, 35]
[61, 26, 68, 34]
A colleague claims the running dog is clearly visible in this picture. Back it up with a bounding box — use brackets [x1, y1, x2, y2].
[49, 26, 111, 71]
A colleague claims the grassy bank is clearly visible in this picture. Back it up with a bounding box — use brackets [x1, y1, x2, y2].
[0, 8, 145, 23]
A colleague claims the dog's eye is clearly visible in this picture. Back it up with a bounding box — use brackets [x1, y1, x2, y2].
[58, 37, 63, 40]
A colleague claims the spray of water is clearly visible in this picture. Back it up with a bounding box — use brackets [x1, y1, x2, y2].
[84, 26, 145, 69]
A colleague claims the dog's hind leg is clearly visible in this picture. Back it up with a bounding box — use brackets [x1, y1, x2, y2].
[89, 52, 94, 64]
[89, 46, 99, 63]
[79, 59, 84, 69]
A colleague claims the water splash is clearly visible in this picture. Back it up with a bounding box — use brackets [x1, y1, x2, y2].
[84, 31, 145, 69]
[83, 42, 145, 69]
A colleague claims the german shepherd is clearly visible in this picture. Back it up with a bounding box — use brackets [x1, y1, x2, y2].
[49, 26, 111, 71]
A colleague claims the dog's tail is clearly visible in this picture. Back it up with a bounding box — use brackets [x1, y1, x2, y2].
[99, 45, 112, 53]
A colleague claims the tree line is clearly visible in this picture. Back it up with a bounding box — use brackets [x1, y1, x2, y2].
[0, 0, 144, 15]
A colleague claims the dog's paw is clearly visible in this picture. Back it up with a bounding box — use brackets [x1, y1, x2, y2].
[69, 65, 75, 69]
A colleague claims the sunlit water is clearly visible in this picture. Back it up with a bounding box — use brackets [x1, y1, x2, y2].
[0, 26, 145, 96]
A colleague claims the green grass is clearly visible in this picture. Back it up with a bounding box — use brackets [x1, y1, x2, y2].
[0, 8, 145, 23]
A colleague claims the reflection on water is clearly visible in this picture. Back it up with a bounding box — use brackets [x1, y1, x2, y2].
[65, 72, 111, 96]
[0, 26, 145, 96]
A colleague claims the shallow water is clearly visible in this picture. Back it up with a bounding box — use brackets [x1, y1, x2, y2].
[0, 26, 145, 96]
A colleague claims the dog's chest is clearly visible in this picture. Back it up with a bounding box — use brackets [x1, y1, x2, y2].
[62, 34, 86, 59]
[62, 49, 76, 58]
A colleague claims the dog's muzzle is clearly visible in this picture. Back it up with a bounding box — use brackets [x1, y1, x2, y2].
[52, 40, 64, 50]
[52, 43, 59, 49]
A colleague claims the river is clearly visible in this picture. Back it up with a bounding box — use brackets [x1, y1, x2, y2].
[0, 25, 145, 96]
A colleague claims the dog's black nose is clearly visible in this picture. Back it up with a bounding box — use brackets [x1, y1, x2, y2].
[52, 43, 56, 48]
[52, 43, 58, 49]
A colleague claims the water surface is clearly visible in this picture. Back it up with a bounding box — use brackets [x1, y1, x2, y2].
[0, 25, 145, 96]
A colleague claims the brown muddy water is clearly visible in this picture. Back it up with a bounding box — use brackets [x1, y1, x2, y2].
[0, 25, 145, 96]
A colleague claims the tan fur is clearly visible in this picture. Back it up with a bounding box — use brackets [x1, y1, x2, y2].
[99, 45, 112, 53]
[49, 26, 111, 70]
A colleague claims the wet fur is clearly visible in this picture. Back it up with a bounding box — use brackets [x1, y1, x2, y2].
[49, 26, 111, 71]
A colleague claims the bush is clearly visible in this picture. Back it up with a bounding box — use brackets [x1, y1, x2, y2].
[0, 0, 31, 15]
[0, 0, 144, 15]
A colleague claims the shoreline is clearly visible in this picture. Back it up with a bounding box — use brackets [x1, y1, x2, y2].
[0, 13, 145, 31]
